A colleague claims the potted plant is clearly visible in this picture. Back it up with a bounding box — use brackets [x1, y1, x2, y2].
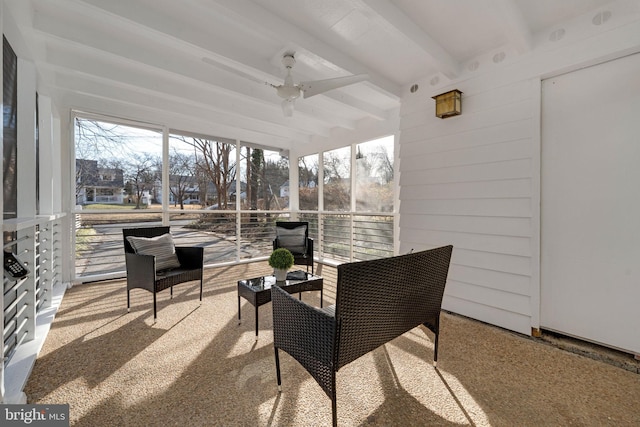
[269, 248, 295, 281]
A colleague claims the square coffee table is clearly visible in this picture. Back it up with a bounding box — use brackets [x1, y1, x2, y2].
[237, 271, 323, 339]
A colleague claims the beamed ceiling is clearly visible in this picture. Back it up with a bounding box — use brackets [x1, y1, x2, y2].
[4, 0, 623, 149]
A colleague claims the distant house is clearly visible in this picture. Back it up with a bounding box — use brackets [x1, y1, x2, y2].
[279, 181, 289, 198]
[154, 175, 246, 207]
[75, 159, 125, 205]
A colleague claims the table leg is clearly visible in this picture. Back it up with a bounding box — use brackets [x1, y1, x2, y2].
[238, 295, 241, 324]
[320, 289, 323, 308]
[255, 304, 259, 340]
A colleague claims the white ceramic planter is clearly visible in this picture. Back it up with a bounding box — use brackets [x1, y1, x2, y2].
[274, 268, 288, 281]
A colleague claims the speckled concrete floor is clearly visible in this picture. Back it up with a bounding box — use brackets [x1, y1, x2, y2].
[25, 263, 640, 426]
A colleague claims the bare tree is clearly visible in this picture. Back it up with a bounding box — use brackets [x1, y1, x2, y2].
[323, 150, 349, 183]
[249, 148, 263, 212]
[323, 150, 351, 211]
[168, 150, 196, 209]
[74, 118, 133, 159]
[125, 154, 158, 209]
[74, 118, 160, 204]
[298, 157, 318, 187]
[193, 139, 235, 209]
[169, 135, 236, 209]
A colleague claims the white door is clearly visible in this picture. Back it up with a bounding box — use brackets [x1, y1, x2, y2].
[541, 53, 640, 355]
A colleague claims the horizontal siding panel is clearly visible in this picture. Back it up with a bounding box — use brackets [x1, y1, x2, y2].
[449, 265, 530, 295]
[400, 79, 533, 129]
[399, 198, 531, 217]
[401, 98, 533, 142]
[453, 247, 531, 276]
[399, 228, 531, 257]
[401, 118, 532, 154]
[446, 279, 532, 315]
[442, 295, 532, 335]
[399, 158, 532, 185]
[400, 178, 532, 200]
[399, 214, 531, 237]
[402, 138, 532, 171]
[461, 80, 534, 114]
[400, 103, 433, 130]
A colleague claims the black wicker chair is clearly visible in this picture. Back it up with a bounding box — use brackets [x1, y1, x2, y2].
[271, 245, 453, 427]
[123, 226, 204, 320]
[272, 221, 314, 275]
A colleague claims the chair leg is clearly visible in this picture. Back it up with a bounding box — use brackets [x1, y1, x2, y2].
[274, 347, 282, 392]
[433, 330, 439, 367]
[127, 289, 131, 313]
[153, 292, 157, 321]
[199, 278, 203, 302]
[170, 286, 173, 299]
[331, 373, 337, 427]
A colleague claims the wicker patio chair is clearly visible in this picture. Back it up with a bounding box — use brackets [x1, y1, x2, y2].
[123, 226, 204, 320]
[271, 245, 453, 427]
[272, 221, 314, 274]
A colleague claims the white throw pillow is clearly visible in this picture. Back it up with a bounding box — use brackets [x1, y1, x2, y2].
[126, 233, 181, 272]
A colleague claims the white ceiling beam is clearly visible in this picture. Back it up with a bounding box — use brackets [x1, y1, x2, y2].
[53, 0, 400, 103]
[29, 18, 363, 134]
[32, 0, 386, 124]
[42, 58, 331, 142]
[490, 0, 533, 53]
[202, 0, 402, 98]
[46, 68, 313, 146]
[55, 89, 298, 148]
[359, 0, 460, 80]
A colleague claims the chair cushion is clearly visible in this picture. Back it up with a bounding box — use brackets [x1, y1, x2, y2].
[276, 225, 307, 254]
[126, 233, 182, 272]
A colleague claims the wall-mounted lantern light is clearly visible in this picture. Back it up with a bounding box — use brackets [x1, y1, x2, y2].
[432, 89, 462, 118]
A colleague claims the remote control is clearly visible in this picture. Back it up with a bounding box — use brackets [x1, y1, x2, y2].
[4, 251, 29, 279]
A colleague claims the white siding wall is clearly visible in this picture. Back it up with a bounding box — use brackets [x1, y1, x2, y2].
[398, 3, 640, 336]
[399, 79, 538, 334]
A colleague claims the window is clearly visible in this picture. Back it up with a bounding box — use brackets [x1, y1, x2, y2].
[355, 136, 394, 212]
[75, 118, 162, 208]
[239, 144, 289, 211]
[168, 133, 236, 210]
[3, 36, 18, 219]
[298, 154, 319, 210]
[323, 146, 351, 211]
[303, 136, 395, 262]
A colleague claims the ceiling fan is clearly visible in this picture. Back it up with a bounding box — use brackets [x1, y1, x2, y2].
[204, 52, 368, 117]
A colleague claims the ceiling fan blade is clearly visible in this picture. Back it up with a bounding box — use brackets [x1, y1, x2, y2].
[300, 74, 369, 98]
[202, 57, 276, 88]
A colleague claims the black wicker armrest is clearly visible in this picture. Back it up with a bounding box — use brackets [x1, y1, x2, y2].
[125, 252, 156, 292]
[175, 246, 204, 269]
[272, 285, 336, 371]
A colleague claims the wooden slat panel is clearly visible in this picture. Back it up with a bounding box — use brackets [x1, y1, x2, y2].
[400, 158, 532, 185]
[449, 265, 530, 295]
[400, 198, 531, 218]
[401, 118, 532, 154]
[442, 295, 532, 335]
[400, 178, 532, 200]
[446, 279, 531, 315]
[399, 214, 531, 238]
[401, 138, 532, 171]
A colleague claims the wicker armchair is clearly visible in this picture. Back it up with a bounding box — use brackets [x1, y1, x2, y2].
[273, 221, 314, 274]
[271, 245, 453, 427]
[123, 226, 204, 320]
